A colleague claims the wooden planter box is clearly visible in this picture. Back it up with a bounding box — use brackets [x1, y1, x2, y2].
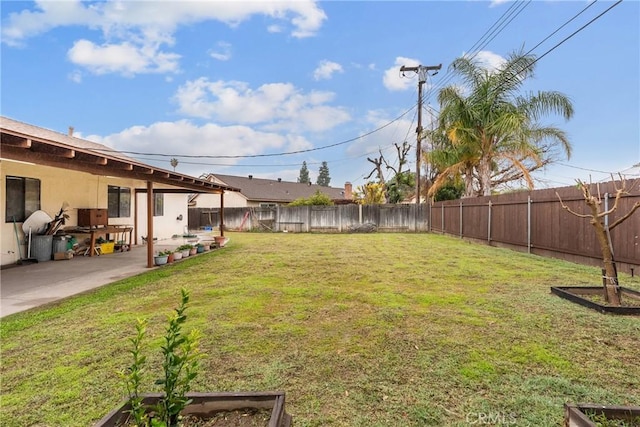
[95, 391, 292, 427]
[551, 286, 640, 315]
[564, 403, 640, 426]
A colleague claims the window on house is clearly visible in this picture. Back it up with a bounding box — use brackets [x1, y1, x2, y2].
[108, 186, 131, 218]
[154, 193, 164, 216]
[5, 176, 41, 222]
[260, 203, 277, 208]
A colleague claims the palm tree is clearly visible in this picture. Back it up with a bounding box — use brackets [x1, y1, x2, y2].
[170, 158, 178, 171]
[428, 50, 574, 197]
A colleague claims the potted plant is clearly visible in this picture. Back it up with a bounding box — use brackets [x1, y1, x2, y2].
[189, 245, 197, 256]
[195, 243, 205, 254]
[177, 244, 192, 258]
[153, 251, 170, 266]
[172, 249, 183, 261]
[94, 289, 292, 427]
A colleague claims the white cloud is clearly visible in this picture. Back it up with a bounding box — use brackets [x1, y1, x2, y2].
[2, 1, 327, 74]
[383, 56, 421, 91]
[68, 70, 82, 84]
[87, 120, 295, 172]
[67, 39, 181, 76]
[464, 50, 506, 73]
[209, 41, 232, 61]
[84, 119, 324, 179]
[489, 0, 510, 7]
[313, 60, 344, 81]
[173, 78, 351, 133]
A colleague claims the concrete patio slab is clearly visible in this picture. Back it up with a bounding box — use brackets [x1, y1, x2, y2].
[0, 236, 218, 318]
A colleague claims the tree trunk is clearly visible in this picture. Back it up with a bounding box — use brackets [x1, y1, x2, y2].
[463, 166, 475, 198]
[590, 215, 621, 305]
[478, 157, 492, 197]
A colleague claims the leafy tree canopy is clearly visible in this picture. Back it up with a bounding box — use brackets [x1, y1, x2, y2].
[289, 190, 334, 206]
[353, 182, 386, 205]
[427, 49, 573, 198]
[317, 161, 331, 187]
[298, 161, 310, 184]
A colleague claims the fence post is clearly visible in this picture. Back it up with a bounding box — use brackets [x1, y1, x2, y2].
[527, 196, 531, 254]
[428, 202, 432, 232]
[441, 203, 444, 233]
[460, 200, 463, 238]
[488, 200, 492, 243]
[359, 204, 363, 225]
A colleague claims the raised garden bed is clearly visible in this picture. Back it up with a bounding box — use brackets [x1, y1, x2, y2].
[551, 286, 640, 315]
[564, 403, 640, 426]
[95, 391, 292, 427]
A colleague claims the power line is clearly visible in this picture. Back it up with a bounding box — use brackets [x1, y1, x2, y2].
[526, 0, 622, 68]
[92, 105, 417, 159]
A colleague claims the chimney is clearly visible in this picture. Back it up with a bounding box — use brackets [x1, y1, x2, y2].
[68, 126, 74, 137]
[248, 175, 253, 180]
[344, 182, 353, 200]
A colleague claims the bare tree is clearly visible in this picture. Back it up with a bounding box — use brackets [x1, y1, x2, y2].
[365, 153, 386, 185]
[557, 177, 640, 306]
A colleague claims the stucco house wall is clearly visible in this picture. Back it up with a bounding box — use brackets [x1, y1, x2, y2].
[193, 191, 249, 209]
[1, 159, 189, 266]
[136, 192, 189, 242]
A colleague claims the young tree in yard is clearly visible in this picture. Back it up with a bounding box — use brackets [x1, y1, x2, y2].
[317, 161, 331, 186]
[386, 171, 415, 204]
[557, 178, 640, 306]
[298, 161, 310, 184]
[365, 142, 413, 203]
[429, 50, 574, 198]
[353, 182, 386, 205]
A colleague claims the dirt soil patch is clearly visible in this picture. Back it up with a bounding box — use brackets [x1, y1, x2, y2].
[181, 408, 272, 426]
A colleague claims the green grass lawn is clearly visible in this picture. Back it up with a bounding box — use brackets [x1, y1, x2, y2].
[1, 232, 639, 426]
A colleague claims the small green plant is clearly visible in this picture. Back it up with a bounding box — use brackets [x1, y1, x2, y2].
[121, 319, 148, 426]
[122, 289, 202, 427]
[176, 244, 193, 251]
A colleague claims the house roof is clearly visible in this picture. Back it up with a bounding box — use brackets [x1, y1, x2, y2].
[205, 174, 347, 203]
[1, 116, 238, 194]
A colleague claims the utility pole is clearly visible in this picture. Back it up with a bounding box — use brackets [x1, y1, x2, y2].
[401, 64, 442, 207]
[400, 63, 441, 230]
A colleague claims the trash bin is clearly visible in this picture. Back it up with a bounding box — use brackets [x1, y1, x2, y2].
[53, 236, 68, 254]
[31, 235, 53, 262]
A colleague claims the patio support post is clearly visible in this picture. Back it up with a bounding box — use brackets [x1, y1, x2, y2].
[147, 181, 154, 268]
[220, 191, 225, 237]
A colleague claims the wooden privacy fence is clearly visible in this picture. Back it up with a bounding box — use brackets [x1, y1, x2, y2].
[188, 179, 639, 274]
[189, 204, 429, 233]
[430, 180, 639, 274]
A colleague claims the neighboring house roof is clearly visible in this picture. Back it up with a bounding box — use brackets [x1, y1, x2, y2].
[204, 174, 347, 203]
[1, 116, 238, 194]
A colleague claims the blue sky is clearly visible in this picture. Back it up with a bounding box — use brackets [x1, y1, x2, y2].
[2, 0, 639, 190]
